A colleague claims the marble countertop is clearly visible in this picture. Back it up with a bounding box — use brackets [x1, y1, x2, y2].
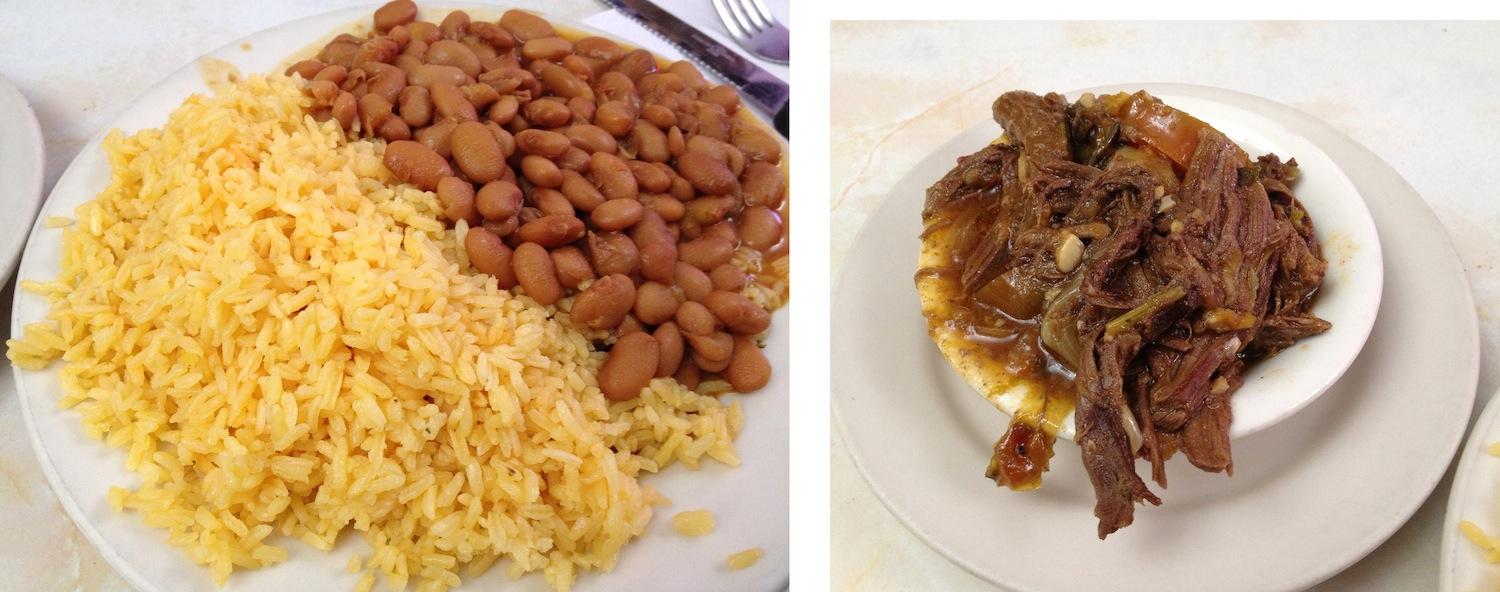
[0, 1, 786, 589]
[831, 21, 1500, 592]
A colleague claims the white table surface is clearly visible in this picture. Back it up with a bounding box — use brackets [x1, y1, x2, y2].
[831, 21, 1500, 592]
[0, 1, 787, 590]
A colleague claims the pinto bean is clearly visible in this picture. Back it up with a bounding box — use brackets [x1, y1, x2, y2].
[357, 93, 393, 134]
[738, 205, 784, 251]
[630, 210, 677, 283]
[600, 332, 658, 401]
[726, 335, 771, 392]
[667, 60, 708, 90]
[500, 9, 556, 42]
[640, 104, 677, 129]
[556, 146, 591, 172]
[652, 322, 684, 377]
[515, 129, 572, 157]
[516, 215, 585, 248]
[408, 63, 473, 87]
[286, 59, 326, 80]
[594, 101, 636, 137]
[488, 95, 520, 125]
[383, 140, 452, 191]
[439, 10, 470, 40]
[674, 262, 714, 302]
[486, 122, 516, 159]
[531, 187, 575, 217]
[437, 176, 478, 223]
[464, 227, 517, 288]
[590, 199, 645, 231]
[594, 72, 637, 104]
[733, 124, 783, 164]
[366, 64, 407, 103]
[426, 39, 481, 77]
[398, 85, 433, 127]
[520, 155, 563, 188]
[685, 195, 739, 226]
[431, 82, 478, 122]
[685, 330, 733, 363]
[564, 124, 617, 154]
[634, 281, 680, 325]
[476, 181, 523, 220]
[610, 49, 657, 80]
[700, 85, 742, 114]
[667, 125, 687, 157]
[538, 63, 594, 100]
[702, 290, 771, 335]
[572, 273, 636, 330]
[460, 82, 500, 111]
[675, 300, 717, 335]
[590, 152, 638, 201]
[741, 161, 786, 209]
[331, 91, 357, 130]
[678, 236, 736, 271]
[709, 264, 747, 292]
[378, 113, 411, 141]
[522, 37, 574, 62]
[632, 122, 670, 163]
[560, 170, 607, 212]
[414, 120, 457, 158]
[626, 161, 672, 193]
[587, 231, 640, 276]
[677, 152, 739, 195]
[703, 220, 739, 245]
[512, 242, 563, 305]
[374, 4, 416, 33]
[640, 194, 685, 223]
[483, 214, 520, 237]
[450, 121, 506, 183]
[525, 99, 574, 128]
[551, 246, 594, 290]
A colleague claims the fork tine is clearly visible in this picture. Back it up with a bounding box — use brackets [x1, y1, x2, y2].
[711, 0, 749, 41]
[746, 0, 778, 29]
[724, 0, 763, 34]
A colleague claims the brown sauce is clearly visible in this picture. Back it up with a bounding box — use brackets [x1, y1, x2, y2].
[917, 198, 1076, 490]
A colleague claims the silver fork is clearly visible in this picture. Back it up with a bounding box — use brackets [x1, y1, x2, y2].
[711, 0, 789, 64]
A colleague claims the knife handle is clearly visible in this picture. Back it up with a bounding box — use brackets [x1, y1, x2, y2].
[774, 101, 789, 138]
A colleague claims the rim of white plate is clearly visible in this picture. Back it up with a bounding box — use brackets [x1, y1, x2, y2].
[9, 4, 788, 592]
[834, 82, 1474, 592]
[0, 71, 46, 284]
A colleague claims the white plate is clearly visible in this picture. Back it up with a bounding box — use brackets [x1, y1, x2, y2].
[0, 72, 45, 284]
[932, 86, 1382, 444]
[1442, 387, 1500, 591]
[834, 83, 1477, 592]
[8, 5, 787, 592]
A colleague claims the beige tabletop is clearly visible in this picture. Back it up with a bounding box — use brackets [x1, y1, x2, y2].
[831, 21, 1500, 591]
[0, 1, 788, 589]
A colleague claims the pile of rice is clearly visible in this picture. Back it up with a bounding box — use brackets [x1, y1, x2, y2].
[6, 74, 743, 592]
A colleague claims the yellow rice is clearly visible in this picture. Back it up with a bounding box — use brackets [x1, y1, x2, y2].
[670, 509, 716, 537]
[725, 547, 763, 571]
[5, 74, 743, 591]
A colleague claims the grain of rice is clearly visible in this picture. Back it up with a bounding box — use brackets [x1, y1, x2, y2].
[726, 547, 764, 570]
[4, 75, 748, 592]
[671, 509, 716, 537]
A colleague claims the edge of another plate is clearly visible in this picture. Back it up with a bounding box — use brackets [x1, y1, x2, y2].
[1441, 386, 1500, 591]
[9, 4, 788, 592]
[0, 72, 46, 284]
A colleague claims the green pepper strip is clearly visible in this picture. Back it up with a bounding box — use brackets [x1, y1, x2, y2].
[1104, 285, 1187, 337]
